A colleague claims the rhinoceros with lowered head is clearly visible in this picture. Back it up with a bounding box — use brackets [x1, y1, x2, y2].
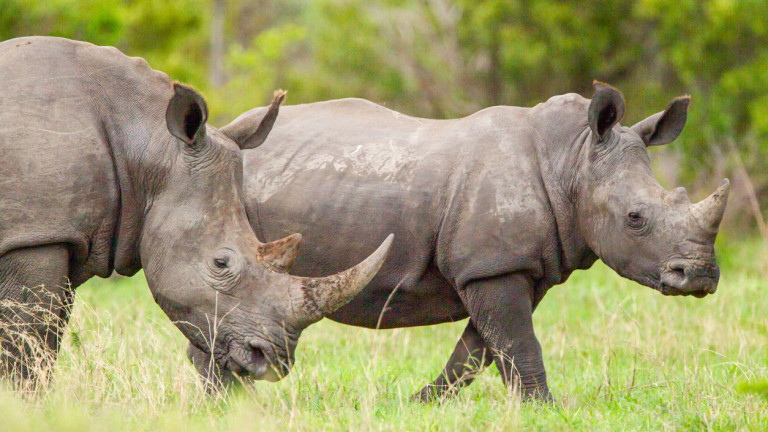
[0, 36, 392, 388]
[188, 82, 729, 401]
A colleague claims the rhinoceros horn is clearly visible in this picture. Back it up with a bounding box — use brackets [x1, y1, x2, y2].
[690, 178, 730, 234]
[259, 233, 303, 272]
[290, 234, 394, 326]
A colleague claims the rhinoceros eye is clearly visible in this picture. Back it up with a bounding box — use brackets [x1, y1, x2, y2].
[211, 248, 237, 271]
[626, 211, 646, 230]
[207, 248, 241, 291]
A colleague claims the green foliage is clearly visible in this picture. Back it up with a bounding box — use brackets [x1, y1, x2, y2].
[637, 0, 768, 190]
[0, 0, 125, 45]
[0, 0, 208, 89]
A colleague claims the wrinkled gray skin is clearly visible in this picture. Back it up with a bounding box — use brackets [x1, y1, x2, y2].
[0, 36, 392, 387]
[188, 82, 730, 401]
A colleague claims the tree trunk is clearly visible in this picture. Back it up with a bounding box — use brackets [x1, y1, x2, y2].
[210, 0, 226, 88]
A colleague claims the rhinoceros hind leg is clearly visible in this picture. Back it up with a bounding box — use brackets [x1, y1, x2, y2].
[0, 244, 73, 389]
[412, 320, 492, 403]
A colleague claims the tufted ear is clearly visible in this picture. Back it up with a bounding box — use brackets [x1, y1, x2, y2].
[166, 83, 208, 146]
[588, 81, 625, 142]
[222, 90, 286, 150]
[258, 233, 302, 273]
[631, 96, 690, 147]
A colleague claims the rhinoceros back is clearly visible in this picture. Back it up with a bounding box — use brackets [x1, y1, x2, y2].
[244, 99, 453, 275]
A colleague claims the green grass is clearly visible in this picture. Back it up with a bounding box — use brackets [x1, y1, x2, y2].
[1, 239, 766, 431]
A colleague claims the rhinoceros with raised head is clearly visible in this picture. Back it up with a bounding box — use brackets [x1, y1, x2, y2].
[0, 36, 392, 387]
[189, 82, 729, 400]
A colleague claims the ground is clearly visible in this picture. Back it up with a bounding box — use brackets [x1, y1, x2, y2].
[1, 239, 766, 431]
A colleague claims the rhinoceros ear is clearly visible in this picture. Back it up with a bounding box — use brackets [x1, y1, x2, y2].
[258, 233, 302, 273]
[631, 96, 690, 147]
[588, 81, 625, 142]
[222, 90, 286, 150]
[166, 83, 209, 146]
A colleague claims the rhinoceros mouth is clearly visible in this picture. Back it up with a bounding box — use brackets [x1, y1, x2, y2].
[221, 339, 290, 382]
[658, 284, 712, 298]
[657, 260, 718, 297]
[223, 344, 270, 378]
[638, 273, 713, 298]
[654, 272, 716, 298]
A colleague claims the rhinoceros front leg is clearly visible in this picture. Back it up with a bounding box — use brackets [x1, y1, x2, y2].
[412, 320, 493, 402]
[0, 244, 73, 388]
[459, 272, 551, 401]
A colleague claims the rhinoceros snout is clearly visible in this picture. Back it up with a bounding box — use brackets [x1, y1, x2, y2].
[660, 260, 719, 297]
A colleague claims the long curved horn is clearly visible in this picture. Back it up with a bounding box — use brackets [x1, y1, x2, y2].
[290, 234, 394, 326]
[690, 178, 730, 234]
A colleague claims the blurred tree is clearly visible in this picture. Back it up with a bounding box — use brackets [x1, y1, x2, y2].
[0, 0, 208, 86]
[636, 0, 768, 232]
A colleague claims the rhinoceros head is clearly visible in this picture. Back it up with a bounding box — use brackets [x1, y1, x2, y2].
[141, 84, 392, 382]
[576, 82, 728, 297]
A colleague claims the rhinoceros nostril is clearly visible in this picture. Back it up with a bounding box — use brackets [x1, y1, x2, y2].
[247, 341, 267, 364]
[661, 263, 689, 291]
[669, 266, 688, 282]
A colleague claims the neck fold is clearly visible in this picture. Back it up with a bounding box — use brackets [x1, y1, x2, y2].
[81, 63, 174, 276]
[531, 117, 597, 277]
